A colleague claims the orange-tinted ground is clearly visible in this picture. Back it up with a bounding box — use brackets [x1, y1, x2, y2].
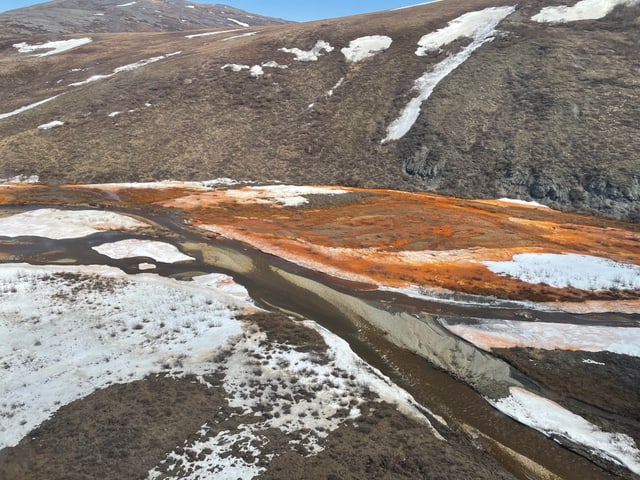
[3, 184, 640, 307]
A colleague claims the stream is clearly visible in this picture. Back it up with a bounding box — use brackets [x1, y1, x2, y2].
[0, 204, 632, 480]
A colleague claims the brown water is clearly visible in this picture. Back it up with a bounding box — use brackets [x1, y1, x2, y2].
[0, 205, 630, 480]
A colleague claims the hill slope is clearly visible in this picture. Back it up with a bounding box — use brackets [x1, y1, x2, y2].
[0, 0, 638, 220]
[0, 0, 288, 35]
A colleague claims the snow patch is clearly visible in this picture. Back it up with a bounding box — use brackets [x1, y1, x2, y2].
[108, 111, 121, 118]
[116, 1, 136, 6]
[221, 31, 258, 42]
[392, 2, 434, 10]
[249, 65, 264, 78]
[341, 35, 392, 63]
[92, 239, 195, 263]
[416, 7, 515, 55]
[327, 77, 344, 96]
[483, 253, 640, 290]
[443, 319, 640, 357]
[225, 185, 349, 207]
[532, 0, 636, 23]
[13, 38, 92, 57]
[0, 175, 39, 185]
[185, 28, 242, 39]
[70, 53, 179, 87]
[490, 387, 640, 475]
[382, 6, 515, 142]
[222, 63, 250, 72]
[279, 40, 334, 62]
[227, 17, 250, 27]
[497, 198, 550, 208]
[0, 94, 64, 121]
[0, 263, 251, 450]
[37, 120, 64, 130]
[0, 208, 148, 239]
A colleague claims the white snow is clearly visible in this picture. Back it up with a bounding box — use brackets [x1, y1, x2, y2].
[37, 120, 64, 130]
[0, 208, 148, 239]
[416, 7, 515, 55]
[0, 94, 64, 121]
[497, 198, 550, 208]
[221, 31, 258, 42]
[13, 38, 92, 57]
[0, 175, 40, 185]
[138, 262, 156, 270]
[443, 319, 640, 357]
[225, 185, 349, 207]
[186, 5, 195, 8]
[483, 253, 640, 290]
[0, 263, 251, 450]
[261, 60, 288, 69]
[583, 358, 606, 365]
[116, 1, 136, 6]
[227, 17, 250, 27]
[490, 387, 640, 475]
[108, 111, 121, 117]
[222, 63, 250, 72]
[327, 77, 344, 96]
[249, 65, 264, 78]
[279, 40, 334, 62]
[392, 2, 434, 10]
[148, 321, 440, 479]
[341, 35, 392, 63]
[382, 6, 515, 142]
[532, 0, 636, 23]
[69, 54, 178, 87]
[92, 239, 195, 263]
[185, 29, 242, 39]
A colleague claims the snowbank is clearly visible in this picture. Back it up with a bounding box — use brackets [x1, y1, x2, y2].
[341, 35, 392, 63]
[0, 208, 147, 239]
[13, 38, 92, 57]
[490, 387, 640, 475]
[443, 319, 640, 357]
[483, 253, 640, 290]
[92, 239, 195, 263]
[532, 0, 635, 23]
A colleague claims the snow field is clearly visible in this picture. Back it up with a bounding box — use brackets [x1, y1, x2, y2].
[0, 208, 148, 239]
[532, 0, 637, 23]
[13, 38, 92, 57]
[0, 264, 252, 450]
[490, 387, 640, 475]
[341, 35, 392, 63]
[483, 253, 640, 290]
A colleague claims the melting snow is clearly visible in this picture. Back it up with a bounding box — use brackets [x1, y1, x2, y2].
[250, 65, 264, 78]
[0, 94, 64, 121]
[92, 239, 195, 263]
[225, 185, 349, 207]
[37, 120, 64, 130]
[490, 387, 640, 475]
[279, 40, 334, 62]
[392, 2, 435, 10]
[382, 6, 515, 142]
[222, 31, 258, 42]
[13, 38, 92, 57]
[70, 53, 180, 87]
[108, 111, 121, 117]
[532, 0, 636, 23]
[0, 264, 251, 450]
[116, 1, 137, 6]
[0, 175, 39, 185]
[483, 253, 640, 290]
[185, 28, 242, 39]
[0, 208, 148, 239]
[497, 198, 549, 208]
[227, 17, 250, 27]
[222, 63, 250, 72]
[416, 7, 515, 55]
[327, 77, 344, 96]
[341, 35, 392, 63]
[442, 319, 640, 357]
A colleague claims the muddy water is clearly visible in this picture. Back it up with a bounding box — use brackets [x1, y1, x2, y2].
[0, 206, 624, 480]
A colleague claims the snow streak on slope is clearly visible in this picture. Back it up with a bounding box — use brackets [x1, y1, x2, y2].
[37, 120, 64, 130]
[185, 29, 242, 39]
[0, 264, 251, 449]
[483, 253, 640, 290]
[341, 35, 392, 63]
[382, 6, 515, 142]
[0, 208, 147, 239]
[490, 387, 640, 475]
[13, 38, 92, 57]
[443, 319, 640, 356]
[532, 0, 637, 23]
[0, 94, 64, 121]
[225, 185, 349, 206]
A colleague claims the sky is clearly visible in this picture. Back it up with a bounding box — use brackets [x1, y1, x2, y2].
[0, 1, 433, 21]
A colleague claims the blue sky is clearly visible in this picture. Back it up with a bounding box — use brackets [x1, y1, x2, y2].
[0, 1, 431, 21]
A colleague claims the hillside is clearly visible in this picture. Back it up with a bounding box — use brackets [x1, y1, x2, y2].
[0, 0, 288, 35]
[0, 0, 638, 220]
